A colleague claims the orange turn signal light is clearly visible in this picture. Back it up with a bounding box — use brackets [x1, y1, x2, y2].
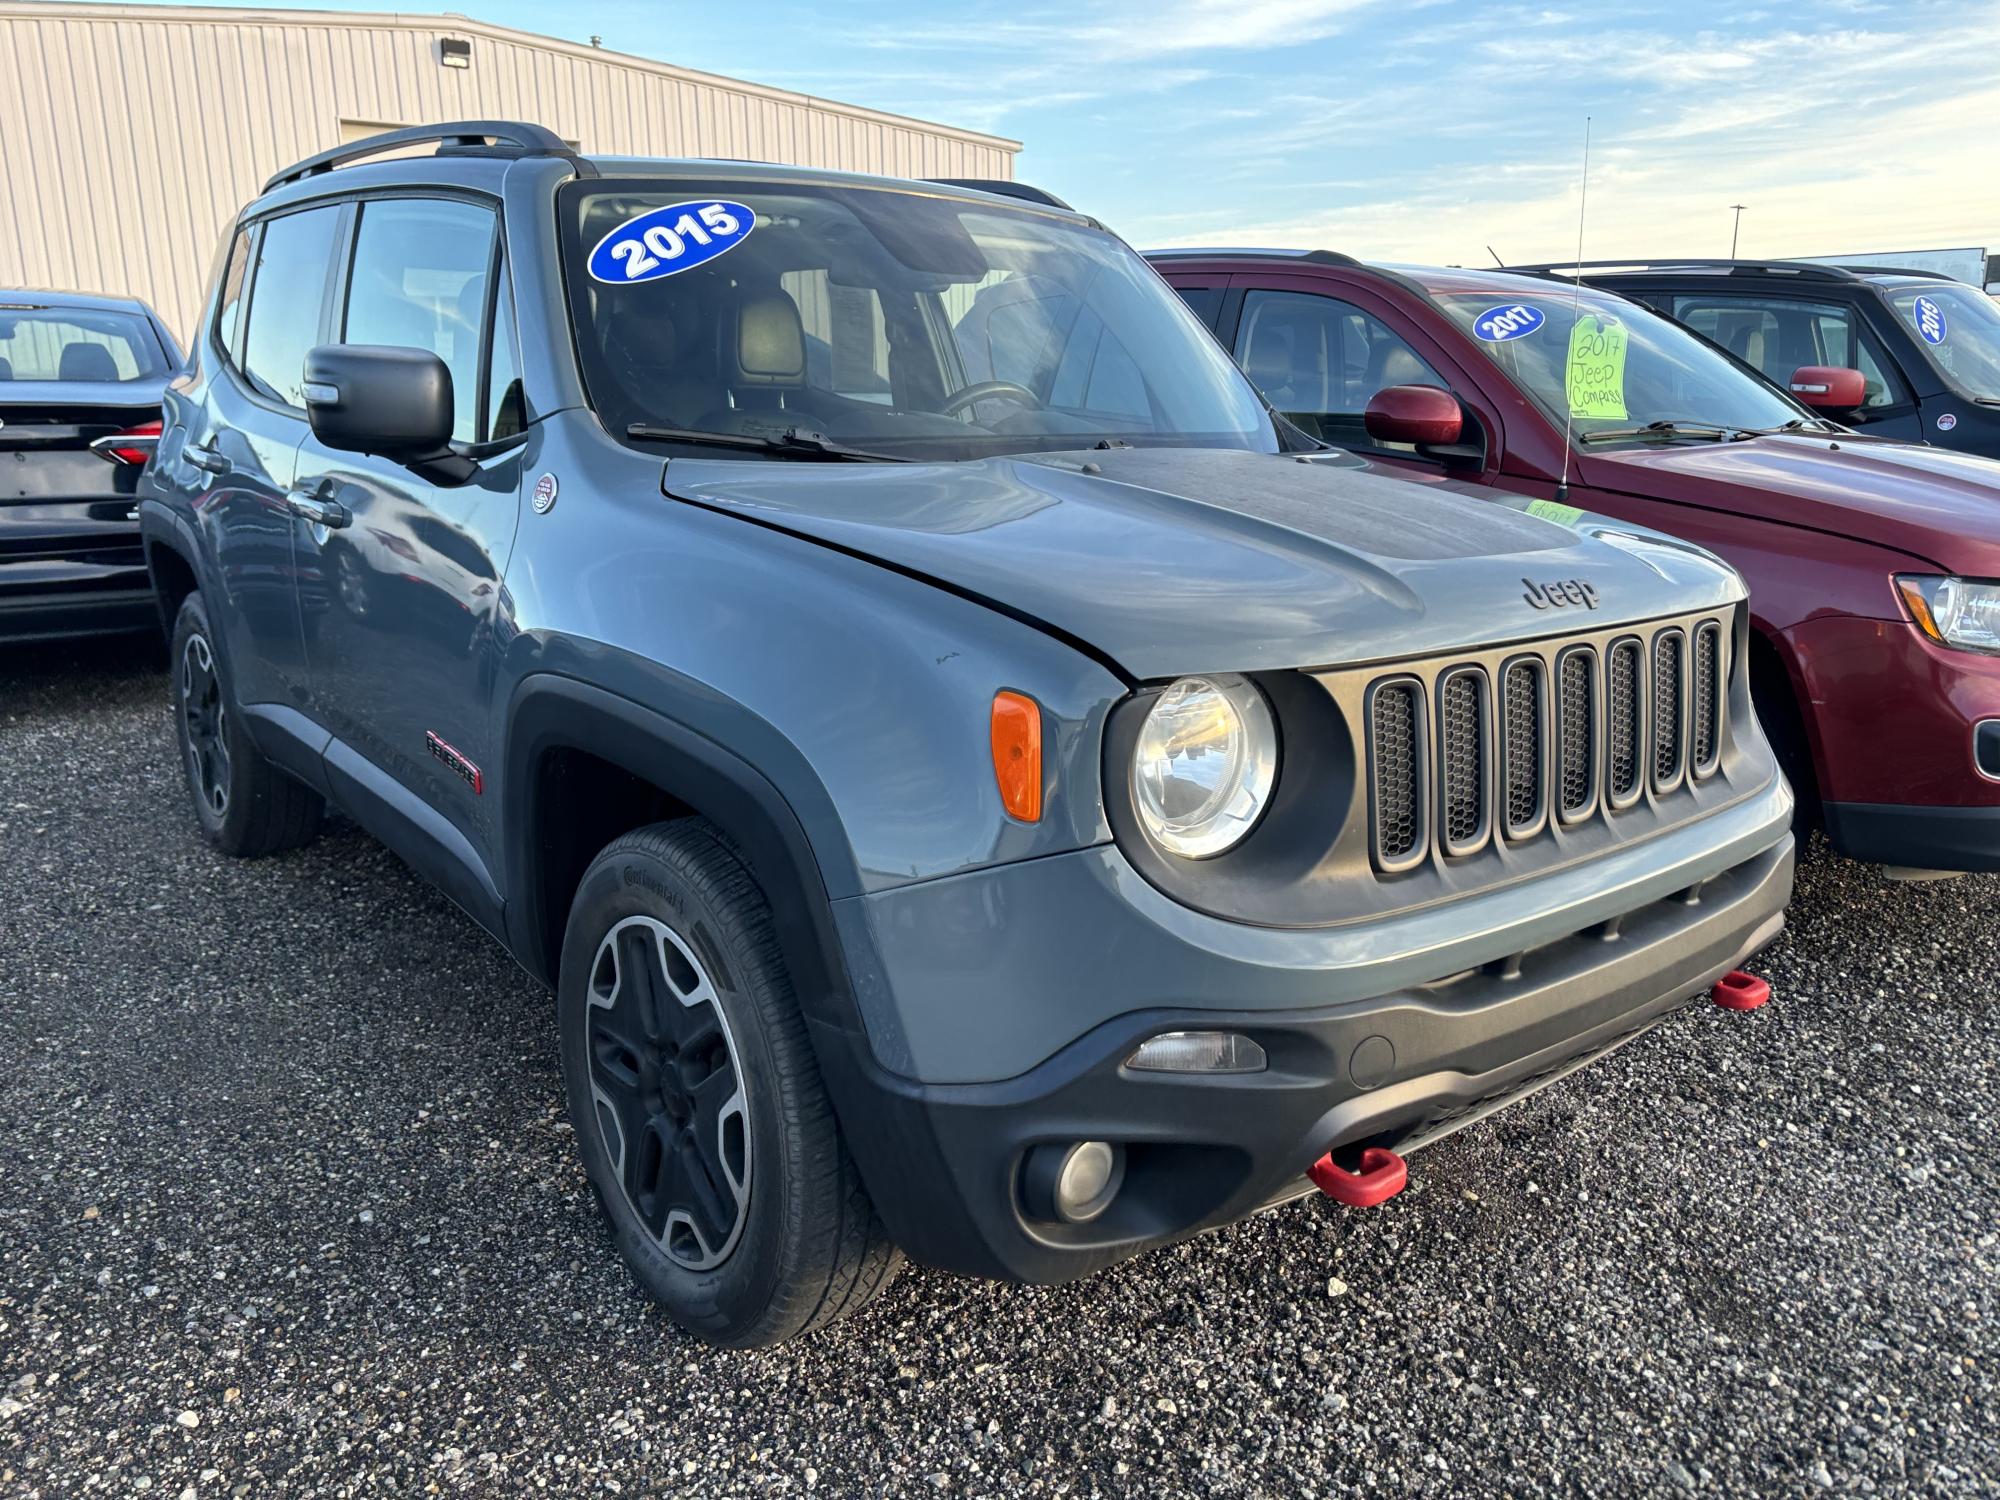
[990, 690, 1043, 823]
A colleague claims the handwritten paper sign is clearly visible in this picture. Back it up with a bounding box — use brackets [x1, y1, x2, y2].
[1566, 313, 1628, 419]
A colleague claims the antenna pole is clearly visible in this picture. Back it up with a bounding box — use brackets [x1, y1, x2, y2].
[1487, 244, 1503, 267]
[1555, 117, 1591, 505]
[1729, 203, 1748, 257]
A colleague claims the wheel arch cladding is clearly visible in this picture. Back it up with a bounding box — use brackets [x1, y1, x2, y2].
[503, 675, 862, 1038]
[145, 534, 201, 638]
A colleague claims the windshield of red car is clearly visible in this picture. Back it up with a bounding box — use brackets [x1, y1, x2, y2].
[1885, 284, 2000, 402]
[1435, 288, 1811, 442]
[561, 180, 1278, 462]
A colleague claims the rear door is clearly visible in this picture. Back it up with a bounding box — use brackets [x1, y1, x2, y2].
[290, 193, 526, 924]
[171, 203, 349, 710]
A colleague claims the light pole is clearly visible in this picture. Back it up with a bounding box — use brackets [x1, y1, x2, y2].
[1729, 204, 1748, 258]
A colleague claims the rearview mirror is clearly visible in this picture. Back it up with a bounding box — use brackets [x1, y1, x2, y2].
[303, 345, 472, 482]
[1787, 365, 1866, 412]
[1364, 384, 1465, 447]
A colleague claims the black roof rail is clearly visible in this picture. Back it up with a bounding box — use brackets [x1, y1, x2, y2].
[924, 178, 1073, 211]
[1820, 263, 1958, 282]
[263, 120, 587, 193]
[1505, 257, 1864, 283]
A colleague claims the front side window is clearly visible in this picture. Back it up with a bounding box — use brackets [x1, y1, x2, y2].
[562, 180, 1275, 462]
[0, 305, 167, 383]
[241, 205, 346, 408]
[1233, 289, 1446, 450]
[212, 230, 250, 365]
[341, 197, 497, 443]
[1672, 295, 1902, 409]
[1884, 283, 2000, 401]
[1438, 289, 1811, 445]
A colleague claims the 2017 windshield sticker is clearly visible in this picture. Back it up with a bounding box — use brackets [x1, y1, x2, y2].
[1912, 295, 1948, 345]
[1473, 304, 1544, 342]
[1566, 313, 1628, 420]
[587, 201, 756, 284]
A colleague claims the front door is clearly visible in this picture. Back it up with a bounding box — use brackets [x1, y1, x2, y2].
[291, 194, 526, 914]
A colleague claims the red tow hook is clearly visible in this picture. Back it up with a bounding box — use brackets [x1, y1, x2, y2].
[1712, 969, 1771, 1012]
[1308, 1145, 1408, 1208]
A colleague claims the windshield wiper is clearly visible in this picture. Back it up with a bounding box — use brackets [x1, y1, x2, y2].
[625, 423, 912, 463]
[1728, 417, 1829, 439]
[1578, 420, 1740, 445]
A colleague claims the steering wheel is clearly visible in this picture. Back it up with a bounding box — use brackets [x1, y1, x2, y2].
[941, 380, 1042, 418]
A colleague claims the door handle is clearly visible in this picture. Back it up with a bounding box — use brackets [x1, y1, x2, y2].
[286, 483, 351, 530]
[184, 441, 230, 475]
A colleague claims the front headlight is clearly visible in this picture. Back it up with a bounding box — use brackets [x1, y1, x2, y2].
[1132, 674, 1278, 858]
[1896, 575, 2000, 654]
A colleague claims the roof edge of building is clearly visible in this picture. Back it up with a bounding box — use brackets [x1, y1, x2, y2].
[0, 1, 1023, 153]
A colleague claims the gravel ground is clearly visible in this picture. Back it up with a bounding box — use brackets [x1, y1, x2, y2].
[0, 637, 1995, 1499]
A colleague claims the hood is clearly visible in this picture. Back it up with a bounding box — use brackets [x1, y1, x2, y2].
[664, 446, 1743, 680]
[1582, 433, 2000, 574]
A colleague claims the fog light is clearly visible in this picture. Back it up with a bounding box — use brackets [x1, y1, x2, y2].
[1023, 1140, 1124, 1224]
[1126, 1030, 1267, 1074]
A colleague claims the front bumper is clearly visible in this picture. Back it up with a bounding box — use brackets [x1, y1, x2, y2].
[815, 825, 1793, 1284]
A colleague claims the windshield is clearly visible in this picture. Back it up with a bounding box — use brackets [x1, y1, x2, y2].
[0, 305, 166, 383]
[1436, 288, 1813, 444]
[561, 180, 1276, 462]
[1885, 283, 2000, 401]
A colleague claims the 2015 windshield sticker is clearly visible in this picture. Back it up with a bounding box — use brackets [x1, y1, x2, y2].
[1566, 313, 1628, 420]
[1473, 303, 1544, 341]
[587, 200, 756, 284]
[1911, 295, 1948, 345]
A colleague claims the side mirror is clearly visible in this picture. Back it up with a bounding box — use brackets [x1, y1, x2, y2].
[303, 345, 473, 482]
[1364, 384, 1465, 447]
[1787, 364, 1866, 412]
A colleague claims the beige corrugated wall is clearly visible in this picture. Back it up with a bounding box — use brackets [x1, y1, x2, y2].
[0, 3, 1018, 342]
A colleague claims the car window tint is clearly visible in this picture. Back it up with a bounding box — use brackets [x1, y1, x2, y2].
[241, 206, 345, 408]
[1233, 289, 1445, 450]
[1171, 286, 1224, 328]
[342, 198, 497, 442]
[487, 259, 525, 442]
[0, 307, 164, 382]
[1674, 295, 1902, 409]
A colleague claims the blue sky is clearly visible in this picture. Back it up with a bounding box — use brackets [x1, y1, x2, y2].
[124, 0, 2000, 264]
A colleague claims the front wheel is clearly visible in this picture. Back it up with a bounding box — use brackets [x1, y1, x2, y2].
[557, 819, 902, 1346]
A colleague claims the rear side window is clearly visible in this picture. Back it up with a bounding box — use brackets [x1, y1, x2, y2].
[0, 306, 165, 382]
[340, 198, 497, 442]
[241, 206, 346, 408]
[1673, 295, 1904, 410]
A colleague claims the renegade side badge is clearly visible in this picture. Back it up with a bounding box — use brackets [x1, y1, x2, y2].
[426, 731, 483, 794]
[532, 473, 559, 514]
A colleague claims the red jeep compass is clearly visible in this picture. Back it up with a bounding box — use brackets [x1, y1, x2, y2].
[1151, 249, 2000, 872]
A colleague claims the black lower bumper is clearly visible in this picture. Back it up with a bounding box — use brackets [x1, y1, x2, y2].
[814, 833, 1793, 1284]
[1823, 799, 2000, 873]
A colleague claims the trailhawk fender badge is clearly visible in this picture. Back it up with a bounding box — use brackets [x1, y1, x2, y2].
[531, 472, 559, 514]
[1523, 577, 1600, 610]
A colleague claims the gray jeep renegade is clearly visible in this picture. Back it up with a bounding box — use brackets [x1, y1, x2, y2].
[140, 122, 1794, 1347]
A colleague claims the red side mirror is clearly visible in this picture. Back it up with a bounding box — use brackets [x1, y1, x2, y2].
[1364, 384, 1463, 446]
[1788, 365, 1866, 410]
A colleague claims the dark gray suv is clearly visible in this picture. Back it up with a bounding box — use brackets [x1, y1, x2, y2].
[140, 122, 1794, 1347]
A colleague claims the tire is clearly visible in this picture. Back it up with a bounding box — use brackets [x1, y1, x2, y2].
[169, 592, 324, 858]
[558, 819, 902, 1347]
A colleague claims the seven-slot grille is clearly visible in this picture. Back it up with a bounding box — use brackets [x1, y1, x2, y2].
[1366, 615, 1727, 870]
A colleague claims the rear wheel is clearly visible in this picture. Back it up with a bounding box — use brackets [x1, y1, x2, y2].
[557, 819, 901, 1346]
[169, 592, 323, 857]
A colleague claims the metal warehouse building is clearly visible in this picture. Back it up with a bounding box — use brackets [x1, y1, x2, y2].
[0, 2, 1019, 338]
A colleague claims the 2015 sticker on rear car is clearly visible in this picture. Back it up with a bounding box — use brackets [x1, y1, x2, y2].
[1911, 295, 1948, 346]
[1473, 303, 1545, 342]
[587, 201, 756, 284]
